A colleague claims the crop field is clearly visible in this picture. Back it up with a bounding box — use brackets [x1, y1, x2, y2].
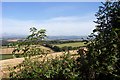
[1, 54, 14, 60]
[0, 42, 85, 60]
[0, 54, 24, 60]
[0, 50, 78, 78]
[0, 42, 83, 78]
[54, 42, 86, 47]
[0, 48, 14, 54]
[0, 46, 54, 60]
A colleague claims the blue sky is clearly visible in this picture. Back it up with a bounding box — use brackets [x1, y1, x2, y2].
[2, 2, 101, 36]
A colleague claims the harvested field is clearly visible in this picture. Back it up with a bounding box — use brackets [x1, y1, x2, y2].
[0, 46, 53, 54]
[0, 48, 14, 54]
[0, 50, 78, 78]
[0, 46, 54, 60]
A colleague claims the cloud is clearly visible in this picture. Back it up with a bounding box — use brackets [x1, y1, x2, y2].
[2, 18, 36, 35]
[2, 15, 96, 36]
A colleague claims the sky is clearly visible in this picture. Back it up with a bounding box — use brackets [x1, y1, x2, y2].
[2, 2, 101, 36]
[2, 0, 105, 2]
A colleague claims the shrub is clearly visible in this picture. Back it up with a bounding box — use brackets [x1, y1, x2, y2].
[77, 1, 120, 80]
[9, 27, 79, 80]
[10, 52, 79, 80]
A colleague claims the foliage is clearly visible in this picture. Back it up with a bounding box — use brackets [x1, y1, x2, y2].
[11, 27, 47, 58]
[43, 42, 83, 52]
[10, 52, 79, 80]
[45, 40, 84, 44]
[9, 27, 79, 80]
[77, 1, 120, 80]
[42, 43, 61, 52]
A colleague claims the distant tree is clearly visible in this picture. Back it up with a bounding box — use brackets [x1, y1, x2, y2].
[1, 40, 9, 46]
[27, 27, 47, 45]
[53, 46, 61, 52]
[68, 46, 73, 50]
[62, 46, 68, 51]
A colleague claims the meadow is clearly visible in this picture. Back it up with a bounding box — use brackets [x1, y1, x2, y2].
[54, 41, 86, 47]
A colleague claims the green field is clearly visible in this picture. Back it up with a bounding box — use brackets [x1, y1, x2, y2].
[54, 42, 86, 47]
[0, 54, 21, 60]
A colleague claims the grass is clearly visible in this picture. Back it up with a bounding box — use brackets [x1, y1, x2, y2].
[54, 42, 86, 47]
[0, 54, 21, 60]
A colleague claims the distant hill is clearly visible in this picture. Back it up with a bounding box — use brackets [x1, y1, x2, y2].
[47, 36, 87, 40]
[2, 33, 87, 41]
[2, 34, 26, 40]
